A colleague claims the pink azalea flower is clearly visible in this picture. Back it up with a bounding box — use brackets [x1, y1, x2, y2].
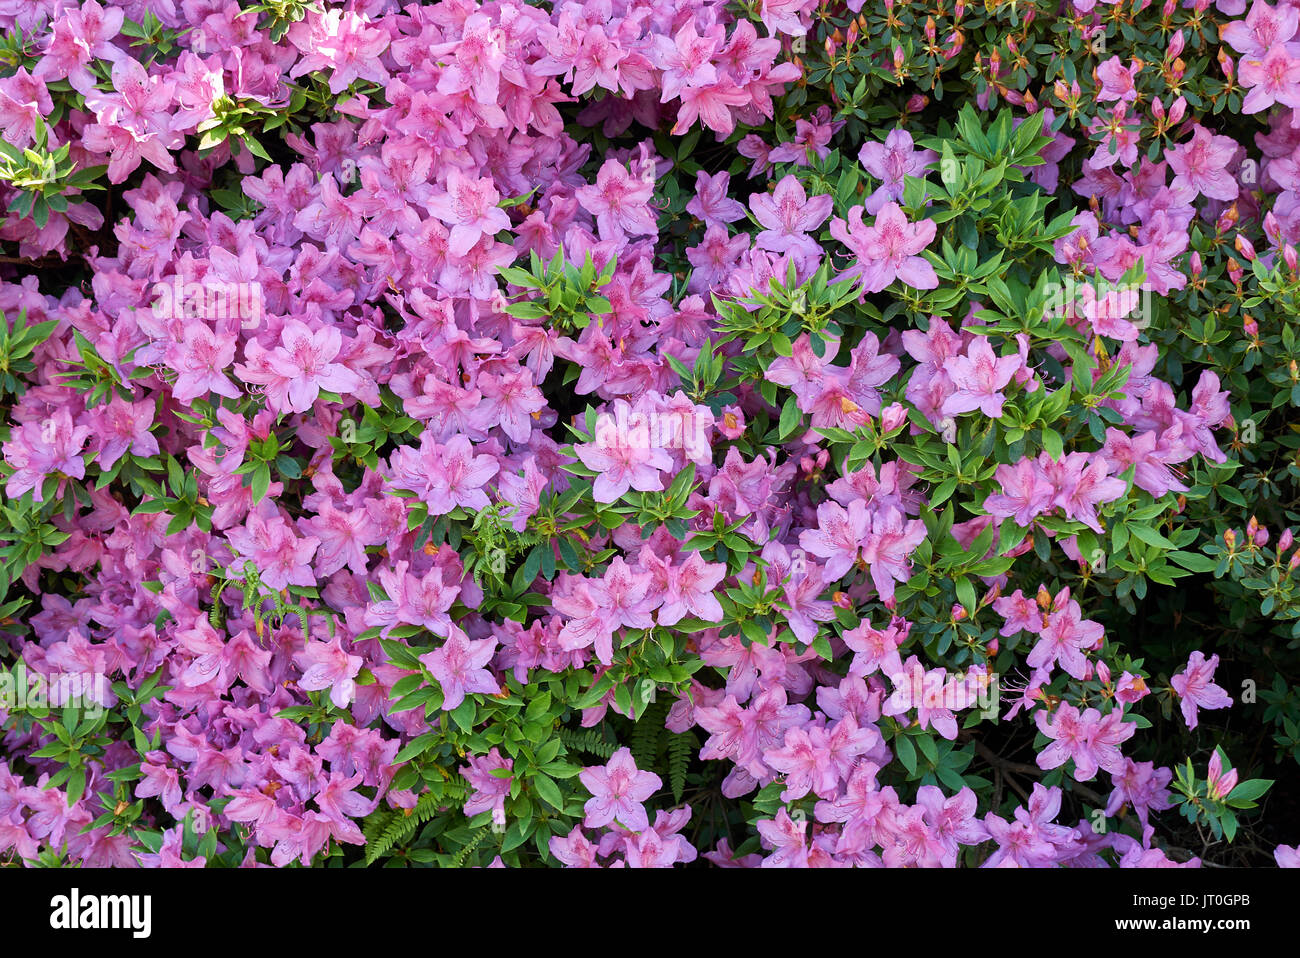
[295, 636, 364, 710]
[1170, 651, 1233, 730]
[420, 627, 500, 712]
[427, 170, 513, 257]
[829, 202, 938, 294]
[578, 747, 662, 832]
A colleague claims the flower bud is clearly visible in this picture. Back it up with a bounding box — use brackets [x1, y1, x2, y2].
[881, 402, 907, 433]
[1286, 244, 1298, 273]
[1224, 528, 1238, 549]
[1236, 233, 1257, 261]
[1264, 211, 1282, 244]
[1281, 528, 1295, 552]
[1168, 30, 1185, 59]
[1218, 48, 1234, 81]
[951, 603, 968, 622]
[1244, 315, 1259, 338]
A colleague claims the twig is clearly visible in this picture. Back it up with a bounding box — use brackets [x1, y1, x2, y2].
[972, 739, 1106, 806]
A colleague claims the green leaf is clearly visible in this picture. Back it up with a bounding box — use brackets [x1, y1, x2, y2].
[532, 774, 565, 811]
[894, 734, 917, 775]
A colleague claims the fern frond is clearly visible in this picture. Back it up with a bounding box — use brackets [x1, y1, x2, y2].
[558, 726, 617, 759]
[668, 731, 696, 805]
[451, 826, 490, 867]
[631, 700, 667, 771]
[363, 786, 465, 865]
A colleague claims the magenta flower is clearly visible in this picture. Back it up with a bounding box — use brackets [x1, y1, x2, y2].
[657, 552, 727, 625]
[264, 320, 363, 413]
[1035, 703, 1134, 781]
[799, 499, 870, 581]
[575, 159, 658, 240]
[578, 747, 662, 832]
[985, 459, 1053, 527]
[427, 170, 512, 257]
[1165, 125, 1240, 201]
[1, 409, 91, 503]
[749, 175, 834, 261]
[420, 627, 500, 712]
[829, 202, 938, 294]
[295, 636, 364, 710]
[226, 509, 320, 591]
[941, 337, 1021, 418]
[1222, 1, 1299, 58]
[1170, 651, 1233, 730]
[575, 429, 672, 504]
[287, 8, 391, 94]
[861, 507, 928, 602]
[1206, 749, 1239, 802]
[858, 129, 937, 214]
[165, 322, 240, 403]
[390, 433, 499, 515]
[1026, 600, 1102, 680]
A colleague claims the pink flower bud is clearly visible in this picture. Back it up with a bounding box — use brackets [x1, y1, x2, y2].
[1265, 211, 1283, 245]
[1280, 529, 1294, 552]
[1096, 661, 1111, 685]
[1168, 31, 1185, 59]
[1218, 48, 1235, 81]
[1286, 244, 1298, 273]
[1207, 750, 1238, 802]
[1244, 316, 1259, 338]
[1191, 251, 1204, 276]
[881, 402, 907, 433]
[1236, 233, 1257, 261]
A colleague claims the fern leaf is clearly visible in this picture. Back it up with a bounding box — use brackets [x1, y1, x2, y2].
[558, 727, 617, 759]
[668, 731, 695, 805]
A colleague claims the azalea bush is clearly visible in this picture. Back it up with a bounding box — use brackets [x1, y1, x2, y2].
[0, 0, 1297, 869]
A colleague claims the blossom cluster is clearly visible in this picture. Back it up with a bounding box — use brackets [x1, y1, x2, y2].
[0, 0, 1292, 869]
